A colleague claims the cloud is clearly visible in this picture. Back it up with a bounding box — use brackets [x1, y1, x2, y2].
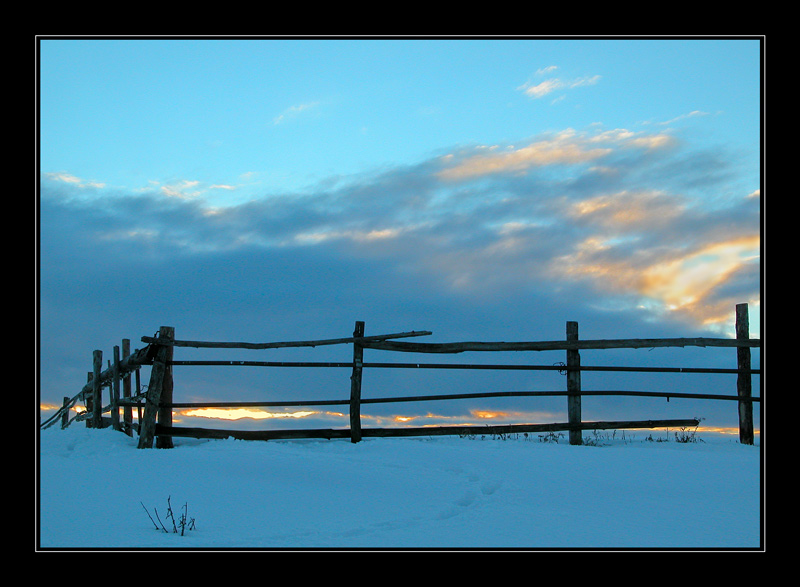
[437, 135, 611, 181]
[567, 190, 685, 229]
[521, 78, 565, 99]
[160, 180, 203, 199]
[637, 235, 761, 325]
[658, 110, 710, 126]
[435, 128, 674, 182]
[293, 227, 404, 245]
[43, 172, 105, 189]
[552, 232, 760, 328]
[518, 73, 601, 99]
[571, 74, 602, 89]
[273, 101, 320, 125]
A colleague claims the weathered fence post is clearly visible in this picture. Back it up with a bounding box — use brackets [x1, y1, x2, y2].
[156, 327, 175, 449]
[92, 350, 102, 429]
[111, 345, 121, 431]
[84, 373, 93, 428]
[122, 339, 133, 436]
[736, 303, 754, 445]
[61, 396, 70, 429]
[135, 367, 142, 430]
[137, 327, 173, 449]
[566, 321, 582, 445]
[349, 321, 365, 443]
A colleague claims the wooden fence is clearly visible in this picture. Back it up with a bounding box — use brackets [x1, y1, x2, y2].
[40, 303, 761, 447]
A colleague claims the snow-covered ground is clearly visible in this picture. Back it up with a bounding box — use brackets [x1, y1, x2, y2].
[37, 425, 762, 550]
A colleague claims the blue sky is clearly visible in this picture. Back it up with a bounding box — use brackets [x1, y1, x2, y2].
[38, 36, 762, 433]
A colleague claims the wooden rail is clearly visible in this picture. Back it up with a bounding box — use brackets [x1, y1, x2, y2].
[43, 303, 761, 446]
[140, 329, 432, 349]
[154, 419, 707, 442]
[359, 337, 757, 353]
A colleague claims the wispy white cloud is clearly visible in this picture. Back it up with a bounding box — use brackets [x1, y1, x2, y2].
[273, 101, 320, 125]
[138, 180, 241, 201]
[520, 78, 565, 99]
[43, 172, 105, 189]
[536, 65, 558, 75]
[518, 72, 601, 99]
[160, 180, 203, 199]
[658, 110, 710, 125]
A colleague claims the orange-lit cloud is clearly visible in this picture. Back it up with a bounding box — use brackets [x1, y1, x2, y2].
[554, 233, 760, 329]
[437, 135, 611, 181]
[638, 236, 760, 313]
[293, 227, 403, 245]
[472, 410, 507, 420]
[568, 190, 684, 229]
[436, 129, 675, 182]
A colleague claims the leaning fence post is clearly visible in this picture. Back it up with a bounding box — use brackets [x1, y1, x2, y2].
[135, 368, 142, 432]
[736, 303, 754, 445]
[92, 350, 102, 429]
[85, 372, 93, 428]
[156, 327, 175, 449]
[137, 327, 173, 449]
[349, 321, 365, 443]
[61, 396, 70, 429]
[111, 345, 121, 431]
[122, 339, 133, 436]
[566, 321, 582, 445]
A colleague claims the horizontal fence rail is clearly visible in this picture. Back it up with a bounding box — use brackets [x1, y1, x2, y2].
[166, 360, 759, 375]
[43, 303, 762, 447]
[140, 330, 433, 349]
[152, 389, 760, 411]
[360, 337, 759, 353]
[154, 419, 708, 443]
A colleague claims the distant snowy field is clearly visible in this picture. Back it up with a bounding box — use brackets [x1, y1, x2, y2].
[37, 425, 762, 550]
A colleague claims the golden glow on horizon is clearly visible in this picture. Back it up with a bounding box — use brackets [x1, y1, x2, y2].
[696, 425, 760, 437]
[180, 408, 318, 421]
[38, 405, 759, 438]
[39, 403, 761, 436]
[472, 410, 508, 420]
[39, 403, 92, 416]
